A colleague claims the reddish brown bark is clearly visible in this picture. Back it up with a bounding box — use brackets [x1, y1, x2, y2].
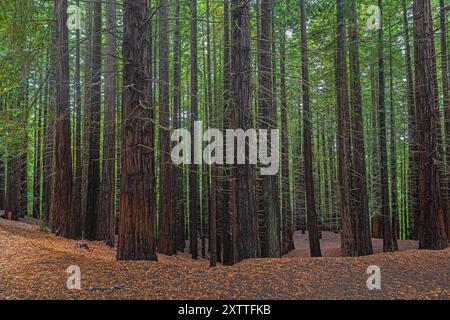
[50, 0, 76, 239]
[117, 0, 157, 260]
[412, 0, 448, 250]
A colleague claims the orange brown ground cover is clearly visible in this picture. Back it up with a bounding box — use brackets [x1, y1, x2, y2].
[0, 217, 448, 300]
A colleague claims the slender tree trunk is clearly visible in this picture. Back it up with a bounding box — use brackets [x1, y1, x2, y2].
[190, 0, 199, 260]
[348, 0, 373, 256]
[206, 0, 217, 267]
[336, 0, 356, 256]
[300, 0, 321, 257]
[388, 16, 399, 250]
[99, 0, 117, 246]
[42, 45, 55, 227]
[84, 0, 102, 240]
[33, 86, 42, 219]
[0, 98, 4, 212]
[377, 0, 394, 252]
[280, 28, 295, 255]
[222, 0, 234, 265]
[81, 0, 93, 233]
[50, 0, 75, 239]
[212, 14, 222, 263]
[0, 162, 3, 213]
[173, 0, 185, 253]
[412, 0, 448, 250]
[258, 0, 280, 258]
[117, 0, 158, 261]
[157, 0, 174, 256]
[402, 0, 418, 240]
[72, 0, 82, 238]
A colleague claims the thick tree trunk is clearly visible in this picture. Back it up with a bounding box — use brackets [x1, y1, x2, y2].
[117, 0, 158, 261]
[439, 0, 450, 238]
[231, 0, 259, 261]
[412, 0, 448, 250]
[50, 0, 75, 239]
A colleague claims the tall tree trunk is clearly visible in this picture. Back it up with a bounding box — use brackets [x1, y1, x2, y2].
[173, 0, 185, 253]
[158, 0, 174, 256]
[348, 0, 373, 256]
[258, 0, 280, 258]
[336, 0, 356, 256]
[117, 0, 158, 261]
[33, 83, 42, 219]
[84, 0, 102, 240]
[402, 0, 418, 240]
[377, 0, 394, 252]
[222, 0, 234, 265]
[72, 0, 82, 238]
[300, 0, 321, 257]
[81, 0, 93, 233]
[231, 0, 259, 261]
[280, 28, 295, 255]
[439, 0, 450, 238]
[42, 48, 55, 227]
[388, 16, 399, 250]
[412, 0, 448, 250]
[212, 14, 222, 263]
[50, 0, 75, 238]
[0, 98, 4, 211]
[190, 0, 199, 260]
[206, 0, 217, 267]
[99, 0, 117, 246]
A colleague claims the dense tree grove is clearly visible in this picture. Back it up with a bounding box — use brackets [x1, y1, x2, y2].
[0, 0, 448, 264]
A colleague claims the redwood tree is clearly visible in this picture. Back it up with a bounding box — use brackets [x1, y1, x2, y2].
[158, 0, 174, 256]
[336, 0, 356, 256]
[377, 0, 394, 252]
[50, 0, 75, 239]
[190, 0, 199, 260]
[348, 0, 373, 256]
[300, 0, 321, 257]
[84, 0, 102, 240]
[232, 0, 259, 261]
[98, 0, 117, 246]
[117, 0, 157, 261]
[259, 0, 280, 258]
[412, 0, 448, 250]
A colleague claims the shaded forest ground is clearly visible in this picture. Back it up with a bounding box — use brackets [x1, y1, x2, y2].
[0, 216, 448, 300]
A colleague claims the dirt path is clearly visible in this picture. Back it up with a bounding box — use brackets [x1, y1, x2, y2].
[0, 218, 448, 300]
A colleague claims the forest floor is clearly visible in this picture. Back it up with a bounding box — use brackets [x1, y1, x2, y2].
[0, 215, 449, 300]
